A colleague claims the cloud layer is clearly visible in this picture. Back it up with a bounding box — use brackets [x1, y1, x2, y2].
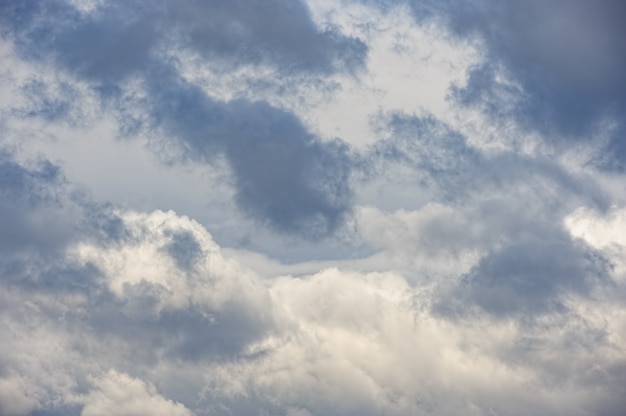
[1, 1, 626, 415]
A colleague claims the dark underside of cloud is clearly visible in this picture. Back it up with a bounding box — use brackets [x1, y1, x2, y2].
[0, 150, 120, 291]
[368, 114, 613, 317]
[0, 149, 274, 359]
[393, 0, 626, 169]
[436, 237, 610, 317]
[0, 0, 365, 238]
[146, 67, 354, 237]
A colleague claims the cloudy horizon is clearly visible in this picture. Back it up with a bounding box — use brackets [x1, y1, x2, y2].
[1, 1, 625, 415]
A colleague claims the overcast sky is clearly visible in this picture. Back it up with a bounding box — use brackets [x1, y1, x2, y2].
[1, 0, 626, 415]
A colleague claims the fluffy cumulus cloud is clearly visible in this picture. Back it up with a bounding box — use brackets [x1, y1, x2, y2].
[1, 0, 626, 415]
[82, 370, 191, 416]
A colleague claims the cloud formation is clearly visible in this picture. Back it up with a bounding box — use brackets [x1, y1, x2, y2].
[1, 1, 626, 415]
[146, 69, 354, 237]
[82, 370, 191, 416]
[1, 0, 362, 237]
[0, 178, 624, 414]
[402, 0, 626, 168]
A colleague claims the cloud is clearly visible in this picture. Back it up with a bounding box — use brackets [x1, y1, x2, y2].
[356, 113, 614, 316]
[0, 377, 37, 416]
[1, 0, 366, 81]
[1, 202, 625, 414]
[146, 69, 354, 237]
[441, 237, 610, 316]
[566, 206, 626, 282]
[71, 209, 277, 359]
[371, 0, 626, 168]
[163, 0, 366, 73]
[82, 370, 191, 416]
[193, 267, 626, 415]
[0, 150, 125, 296]
[0, 0, 362, 238]
[0, 149, 623, 415]
[366, 112, 608, 209]
[0, 150, 68, 254]
[1, 1, 626, 415]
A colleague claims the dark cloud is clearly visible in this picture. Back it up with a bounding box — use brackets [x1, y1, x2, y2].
[147, 67, 353, 238]
[388, 0, 626, 168]
[0, 150, 70, 255]
[163, 0, 367, 73]
[222, 103, 353, 238]
[445, 237, 610, 316]
[164, 231, 204, 271]
[1, 0, 366, 82]
[89, 290, 273, 362]
[0, 151, 119, 297]
[0, 0, 361, 237]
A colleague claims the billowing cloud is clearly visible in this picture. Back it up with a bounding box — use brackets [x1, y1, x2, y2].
[82, 370, 191, 416]
[1, 186, 624, 414]
[1, 1, 626, 415]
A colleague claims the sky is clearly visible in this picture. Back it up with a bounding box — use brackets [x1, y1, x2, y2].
[0, 0, 626, 415]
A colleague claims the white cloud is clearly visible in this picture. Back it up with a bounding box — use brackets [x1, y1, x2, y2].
[82, 370, 191, 416]
[197, 266, 622, 415]
[0, 377, 37, 416]
[565, 206, 626, 248]
[565, 205, 626, 280]
[0, 204, 624, 415]
[354, 204, 482, 277]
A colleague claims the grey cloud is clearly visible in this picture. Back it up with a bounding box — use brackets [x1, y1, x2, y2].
[164, 230, 203, 271]
[1, 0, 366, 82]
[163, 0, 367, 73]
[382, 0, 626, 168]
[442, 237, 610, 317]
[222, 103, 353, 238]
[1, 0, 360, 237]
[0, 150, 123, 295]
[15, 79, 75, 121]
[0, 150, 72, 255]
[368, 113, 608, 209]
[365, 114, 613, 316]
[0, 170, 278, 411]
[368, 114, 482, 200]
[148, 68, 353, 238]
[89, 292, 272, 362]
